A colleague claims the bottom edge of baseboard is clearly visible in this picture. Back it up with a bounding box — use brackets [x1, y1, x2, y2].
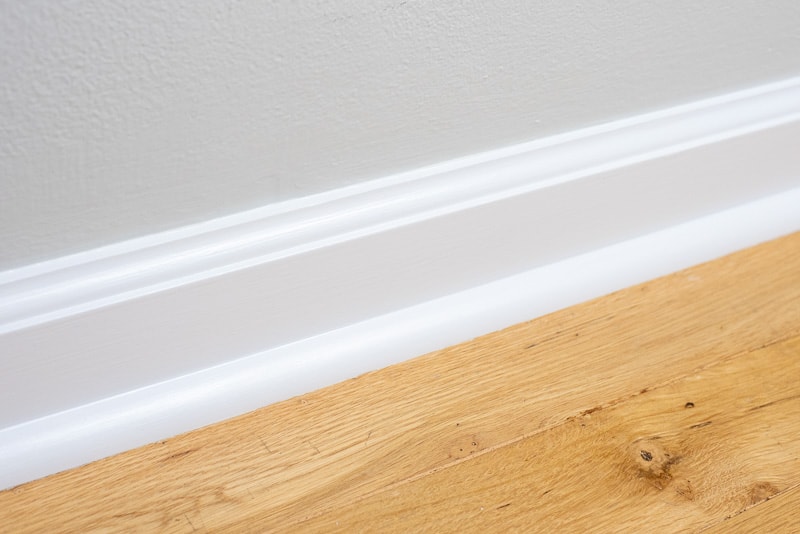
[2, 187, 800, 490]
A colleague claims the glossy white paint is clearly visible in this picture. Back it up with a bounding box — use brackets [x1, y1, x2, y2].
[3, 1, 800, 268]
[1, 79, 800, 488]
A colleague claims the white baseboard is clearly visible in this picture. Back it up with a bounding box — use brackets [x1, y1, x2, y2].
[2, 77, 800, 489]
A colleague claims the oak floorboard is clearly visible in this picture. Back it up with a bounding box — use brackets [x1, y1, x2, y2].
[702, 483, 800, 533]
[0, 232, 798, 532]
[303, 335, 800, 532]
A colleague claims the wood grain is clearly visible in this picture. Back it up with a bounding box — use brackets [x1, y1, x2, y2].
[1, 231, 799, 532]
[703, 483, 800, 533]
[301, 334, 800, 532]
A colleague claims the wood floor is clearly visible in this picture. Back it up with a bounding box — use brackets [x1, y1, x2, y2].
[2, 232, 799, 533]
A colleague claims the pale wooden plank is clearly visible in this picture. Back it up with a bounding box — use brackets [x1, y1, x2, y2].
[303, 335, 800, 532]
[1, 232, 799, 532]
[703, 484, 800, 533]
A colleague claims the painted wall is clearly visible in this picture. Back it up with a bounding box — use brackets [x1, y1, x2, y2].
[2, 1, 800, 270]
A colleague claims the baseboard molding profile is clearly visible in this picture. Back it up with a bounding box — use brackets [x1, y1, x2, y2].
[2, 77, 800, 489]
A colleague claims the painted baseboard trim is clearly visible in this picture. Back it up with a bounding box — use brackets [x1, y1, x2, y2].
[2, 77, 800, 489]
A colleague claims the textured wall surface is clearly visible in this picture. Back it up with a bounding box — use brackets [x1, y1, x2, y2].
[2, 0, 800, 269]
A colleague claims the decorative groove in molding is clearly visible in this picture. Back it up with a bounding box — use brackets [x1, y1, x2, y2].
[1, 77, 800, 489]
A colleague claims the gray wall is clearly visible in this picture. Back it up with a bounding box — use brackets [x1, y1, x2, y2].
[2, 0, 800, 269]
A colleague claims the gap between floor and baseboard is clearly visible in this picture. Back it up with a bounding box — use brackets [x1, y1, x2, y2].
[1, 77, 800, 489]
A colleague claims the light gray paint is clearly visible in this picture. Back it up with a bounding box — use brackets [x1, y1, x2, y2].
[2, 1, 800, 269]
